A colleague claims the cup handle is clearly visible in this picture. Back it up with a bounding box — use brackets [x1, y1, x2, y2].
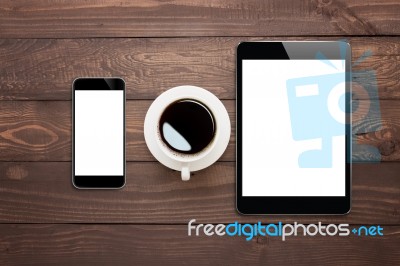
[181, 165, 190, 181]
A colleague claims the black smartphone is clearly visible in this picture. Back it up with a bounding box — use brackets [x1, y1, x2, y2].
[72, 78, 126, 189]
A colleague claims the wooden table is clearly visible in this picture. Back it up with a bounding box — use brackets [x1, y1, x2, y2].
[0, 1, 399, 265]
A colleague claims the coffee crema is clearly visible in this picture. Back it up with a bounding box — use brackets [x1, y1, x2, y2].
[159, 99, 216, 154]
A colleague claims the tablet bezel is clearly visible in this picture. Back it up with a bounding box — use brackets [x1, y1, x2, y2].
[236, 41, 351, 214]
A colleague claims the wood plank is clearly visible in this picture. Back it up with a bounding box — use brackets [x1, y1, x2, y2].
[0, 100, 235, 162]
[0, 0, 399, 38]
[357, 100, 400, 161]
[0, 161, 398, 224]
[0, 37, 399, 100]
[0, 224, 399, 265]
[2, 100, 400, 162]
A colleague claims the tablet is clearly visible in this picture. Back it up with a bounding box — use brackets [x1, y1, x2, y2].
[236, 41, 351, 214]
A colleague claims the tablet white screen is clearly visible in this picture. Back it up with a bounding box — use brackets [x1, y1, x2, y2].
[242, 60, 346, 196]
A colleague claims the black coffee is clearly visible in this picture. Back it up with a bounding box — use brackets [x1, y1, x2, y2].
[159, 99, 215, 154]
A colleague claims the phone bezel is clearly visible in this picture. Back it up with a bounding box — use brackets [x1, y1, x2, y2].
[236, 41, 351, 214]
[72, 77, 126, 189]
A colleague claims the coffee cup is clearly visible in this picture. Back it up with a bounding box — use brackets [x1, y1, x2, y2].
[144, 85, 231, 181]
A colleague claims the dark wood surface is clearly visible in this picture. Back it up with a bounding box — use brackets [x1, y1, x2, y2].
[0, 224, 399, 266]
[0, 162, 399, 224]
[0, 0, 399, 38]
[0, 0, 399, 265]
[0, 38, 399, 100]
[2, 100, 400, 162]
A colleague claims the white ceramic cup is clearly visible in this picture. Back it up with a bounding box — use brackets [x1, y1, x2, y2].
[144, 85, 231, 181]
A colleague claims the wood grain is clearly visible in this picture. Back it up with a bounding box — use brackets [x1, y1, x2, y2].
[0, 224, 398, 266]
[0, 162, 398, 224]
[0, 38, 399, 100]
[0, 100, 235, 162]
[0, 0, 399, 265]
[2, 100, 400, 162]
[356, 100, 400, 161]
[0, 0, 399, 38]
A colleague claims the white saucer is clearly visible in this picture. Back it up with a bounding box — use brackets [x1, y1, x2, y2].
[144, 85, 231, 180]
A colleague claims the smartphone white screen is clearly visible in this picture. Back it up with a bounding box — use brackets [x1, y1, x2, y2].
[242, 60, 346, 196]
[74, 90, 124, 176]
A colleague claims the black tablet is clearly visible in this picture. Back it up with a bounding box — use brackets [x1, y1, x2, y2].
[236, 41, 351, 214]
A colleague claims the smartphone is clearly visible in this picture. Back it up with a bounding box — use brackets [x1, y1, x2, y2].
[72, 78, 125, 189]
